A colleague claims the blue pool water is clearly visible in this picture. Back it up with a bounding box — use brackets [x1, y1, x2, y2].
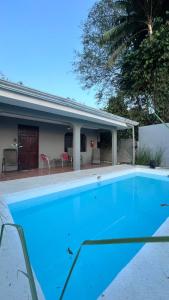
[9, 173, 169, 300]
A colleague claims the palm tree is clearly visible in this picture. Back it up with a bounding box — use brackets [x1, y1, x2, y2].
[100, 0, 169, 65]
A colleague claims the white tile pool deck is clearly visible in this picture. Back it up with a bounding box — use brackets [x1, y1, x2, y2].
[1, 164, 169, 300]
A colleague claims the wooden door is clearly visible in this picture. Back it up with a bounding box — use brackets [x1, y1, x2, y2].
[18, 125, 39, 170]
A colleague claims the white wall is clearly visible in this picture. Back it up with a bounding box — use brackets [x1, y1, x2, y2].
[100, 138, 133, 164]
[0, 116, 98, 171]
[118, 138, 133, 163]
[139, 123, 169, 167]
[0, 118, 18, 171]
[100, 148, 112, 162]
[81, 128, 97, 164]
[39, 123, 65, 167]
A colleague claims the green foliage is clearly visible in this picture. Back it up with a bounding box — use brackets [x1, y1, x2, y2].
[120, 25, 169, 122]
[136, 147, 163, 166]
[100, 0, 169, 63]
[136, 148, 152, 165]
[154, 148, 164, 166]
[104, 94, 135, 138]
[74, 0, 119, 100]
[105, 93, 156, 129]
[74, 0, 169, 127]
[74, 0, 169, 102]
[105, 94, 129, 117]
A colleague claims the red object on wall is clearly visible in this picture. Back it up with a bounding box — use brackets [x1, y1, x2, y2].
[90, 139, 94, 148]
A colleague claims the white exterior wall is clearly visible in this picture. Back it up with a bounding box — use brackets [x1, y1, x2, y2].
[118, 138, 133, 164]
[100, 148, 112, 162]
[139, 123, 169, 167]
[0, 118, 18, 171]
[39, 123, 65, 167]
[100, 138, 133, 164]
[0, 117, 98, 172]
[81, 129, 97, 164]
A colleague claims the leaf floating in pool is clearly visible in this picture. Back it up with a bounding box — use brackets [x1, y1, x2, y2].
[160, 203, 169, 207]
[97, 175, 101, 180]
[67, 247, 73, 255]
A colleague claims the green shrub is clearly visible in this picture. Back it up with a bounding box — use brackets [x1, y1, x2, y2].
[136, 147, 163, 166]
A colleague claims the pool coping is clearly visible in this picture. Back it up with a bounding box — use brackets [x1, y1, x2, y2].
[1, 164, 169, 300]
[0, 199, 45, 300]
[2, 165, 169, 205]
[97, 217, 169, 300]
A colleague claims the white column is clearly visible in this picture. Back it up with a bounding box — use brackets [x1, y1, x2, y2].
[112, 129, 117, 165]
[132, 126, 135, 165]
[73, 123, 81, 170]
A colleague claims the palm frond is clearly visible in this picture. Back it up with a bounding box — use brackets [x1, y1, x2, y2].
[107, 43, 126, 66]
[113, 0, 128, 10]
[100, 21, 127, 44]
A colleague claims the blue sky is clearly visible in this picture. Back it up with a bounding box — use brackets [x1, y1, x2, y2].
[0, 0, 99, 107]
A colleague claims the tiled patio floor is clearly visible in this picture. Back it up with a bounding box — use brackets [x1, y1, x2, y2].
[0, 163, 112, 181]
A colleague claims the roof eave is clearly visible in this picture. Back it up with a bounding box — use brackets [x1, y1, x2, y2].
[0, 79, 138, 128]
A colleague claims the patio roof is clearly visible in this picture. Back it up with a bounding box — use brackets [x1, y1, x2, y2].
[0, 79, 138, 130]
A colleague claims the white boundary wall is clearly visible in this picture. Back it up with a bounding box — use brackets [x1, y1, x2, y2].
[139, 123, 169, 167]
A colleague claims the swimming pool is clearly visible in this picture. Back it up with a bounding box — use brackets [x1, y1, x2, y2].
[9, 173, 169, 300]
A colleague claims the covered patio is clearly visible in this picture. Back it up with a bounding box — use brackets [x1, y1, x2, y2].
[0, 80, 138, 180]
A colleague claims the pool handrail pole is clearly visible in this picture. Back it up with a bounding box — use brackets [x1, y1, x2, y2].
[0, 223, 38, 300]
[60, 235, 169, 300]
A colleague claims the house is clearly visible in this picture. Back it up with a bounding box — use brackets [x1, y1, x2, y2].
[0, 80, 138, 173]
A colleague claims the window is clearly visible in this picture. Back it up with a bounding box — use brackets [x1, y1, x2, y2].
[64, 132, 73, 152]
[64, 132, 87, 152]
[80, 134, 86, 152]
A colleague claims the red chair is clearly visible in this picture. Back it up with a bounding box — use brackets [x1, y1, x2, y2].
[60, 152, 71, 168]
[40, 154, 51, 169]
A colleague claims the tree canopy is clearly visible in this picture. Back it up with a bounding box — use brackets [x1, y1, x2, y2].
[118, 24, 169, 122]
[74, 0, 119, 100]
[101, 0, 169, 61]
[74, 0, 169, 125]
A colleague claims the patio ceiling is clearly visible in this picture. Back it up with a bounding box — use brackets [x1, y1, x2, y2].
[0, 79, 138, 130]
[0, 103, 121, 131]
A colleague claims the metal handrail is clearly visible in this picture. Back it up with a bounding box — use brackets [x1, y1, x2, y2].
[59, 235, 169, 299]
[0, 223, 38, 300]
